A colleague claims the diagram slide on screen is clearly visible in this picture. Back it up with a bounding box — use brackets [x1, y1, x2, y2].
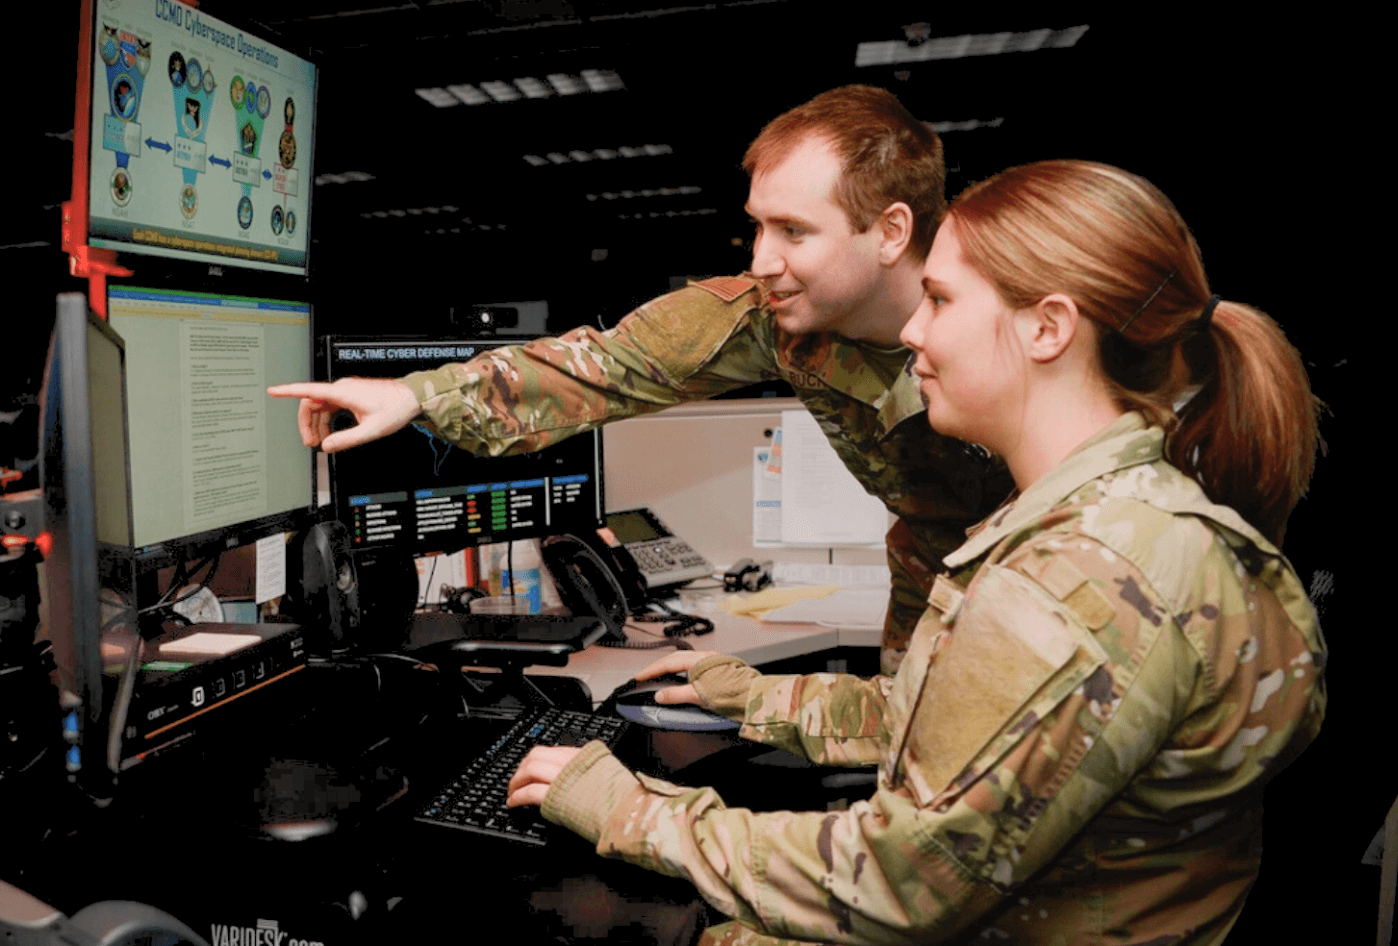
[88, 0, 314, 273]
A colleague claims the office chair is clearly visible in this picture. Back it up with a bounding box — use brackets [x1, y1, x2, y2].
[1, 879, 209, 946]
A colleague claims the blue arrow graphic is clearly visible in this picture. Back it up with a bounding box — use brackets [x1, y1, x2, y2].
[145, 138, 172, 152]
[263, 168, 273, 180]
[209, 154, 232, 168]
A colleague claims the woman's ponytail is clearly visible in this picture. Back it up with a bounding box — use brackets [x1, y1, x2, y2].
[1170, 300, 1319, 545]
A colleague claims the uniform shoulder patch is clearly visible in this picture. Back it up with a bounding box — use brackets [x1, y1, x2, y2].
[1020, 552, 1116, 631]
[690, 276, 759, 303]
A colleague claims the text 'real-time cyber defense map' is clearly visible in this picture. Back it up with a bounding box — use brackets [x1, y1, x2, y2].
[89, 0, 316, 275]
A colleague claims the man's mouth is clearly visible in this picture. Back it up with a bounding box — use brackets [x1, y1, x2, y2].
[769, 289, 800, 304]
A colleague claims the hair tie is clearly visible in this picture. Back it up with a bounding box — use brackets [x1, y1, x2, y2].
[1197, 294, 1221, 331]
[1120, 270, 1176, 335]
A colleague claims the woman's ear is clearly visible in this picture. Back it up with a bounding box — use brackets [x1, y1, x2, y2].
[1025, 293, 1082, 363]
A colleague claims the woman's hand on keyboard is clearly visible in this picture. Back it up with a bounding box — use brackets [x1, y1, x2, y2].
[506, 745, 581, 809]
[635, 650, 718, 706]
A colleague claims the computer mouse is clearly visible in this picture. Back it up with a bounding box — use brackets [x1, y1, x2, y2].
[606, 674, 739, 731]
[609, 673, 691, 705]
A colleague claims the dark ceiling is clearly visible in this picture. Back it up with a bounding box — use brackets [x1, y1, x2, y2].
[14, 2, 1340, 340]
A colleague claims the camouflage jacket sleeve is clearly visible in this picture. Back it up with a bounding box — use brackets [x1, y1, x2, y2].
[541, 516, 1324, 945]
[689, 655, 892, 767]
[396, 280, 778, 455]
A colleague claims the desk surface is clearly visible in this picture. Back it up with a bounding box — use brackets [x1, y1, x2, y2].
[469, 587, 882, 706]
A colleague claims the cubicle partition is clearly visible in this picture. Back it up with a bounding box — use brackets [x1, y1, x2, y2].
[602, 398, 892, 570]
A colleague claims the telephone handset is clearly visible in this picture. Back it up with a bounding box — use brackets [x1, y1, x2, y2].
[540, 534, 631, 643]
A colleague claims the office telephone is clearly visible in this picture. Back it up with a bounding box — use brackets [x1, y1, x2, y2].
[540, 508, 716, 644]
[598, 507, 714, 600]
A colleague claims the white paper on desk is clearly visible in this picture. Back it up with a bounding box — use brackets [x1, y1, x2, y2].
[753, 447, 784, 547]
[760, 588, 889, 628]
[255, 534, 286, 604]
[779, 410, 887, 547]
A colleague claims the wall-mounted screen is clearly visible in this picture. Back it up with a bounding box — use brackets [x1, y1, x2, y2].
[87, 0, 316, 275]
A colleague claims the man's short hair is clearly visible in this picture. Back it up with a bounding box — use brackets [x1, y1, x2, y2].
[743, 85, 946, 258]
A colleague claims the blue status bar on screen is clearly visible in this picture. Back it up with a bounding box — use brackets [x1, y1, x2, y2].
[414, 476, 570, 501]
[108, 287, 309, 313]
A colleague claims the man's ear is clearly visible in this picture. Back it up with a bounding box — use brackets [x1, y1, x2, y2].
[877, 202, 915, 265]
[1026, 293, 1082, 364]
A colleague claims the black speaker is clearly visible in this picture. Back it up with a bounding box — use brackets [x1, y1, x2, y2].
[285, 521, 361, 656]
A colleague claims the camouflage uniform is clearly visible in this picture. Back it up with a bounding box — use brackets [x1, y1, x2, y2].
[400, 277, 1011, 674]
[540, 412, 1327, 945]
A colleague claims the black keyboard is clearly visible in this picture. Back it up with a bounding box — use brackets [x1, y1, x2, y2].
[415, 706, 630, 845]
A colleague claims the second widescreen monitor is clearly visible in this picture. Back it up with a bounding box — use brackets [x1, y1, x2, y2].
[324, 337, 604, 556]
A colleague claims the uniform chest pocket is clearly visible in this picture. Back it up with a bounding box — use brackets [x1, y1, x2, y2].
[894, 564, 1106, 808]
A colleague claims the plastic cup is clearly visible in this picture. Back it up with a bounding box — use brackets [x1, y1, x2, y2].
[470, 595, 538, 616]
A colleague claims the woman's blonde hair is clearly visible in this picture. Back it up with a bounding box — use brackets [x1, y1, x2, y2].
[949, 160, 1318, 545]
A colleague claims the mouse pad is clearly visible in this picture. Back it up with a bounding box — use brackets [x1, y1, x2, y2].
[614, 703, 740, 732]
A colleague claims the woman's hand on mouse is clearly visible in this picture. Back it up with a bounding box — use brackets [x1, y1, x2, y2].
[506, 745, 581, 809]
[634, 650, 719, 705]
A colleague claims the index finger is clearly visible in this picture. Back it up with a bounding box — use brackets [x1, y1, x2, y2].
[267, 382, 337, 399]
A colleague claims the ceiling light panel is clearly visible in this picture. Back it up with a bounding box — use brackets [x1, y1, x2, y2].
[418, 71, 624, 107]
[855, 25, 1089, 66]
[414, 87, 458, 107]
[315, 171, 376, 185]
[447, 84, 489, 105]
[522, 143, 672, 166]
[480, 80, 522, 102]
[515, 76, 552, 99]
[585, 185, 702, 201]
[548, 73, 586, 95]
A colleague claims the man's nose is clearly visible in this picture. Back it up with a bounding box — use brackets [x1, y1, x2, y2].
[749, 230, 783, 279]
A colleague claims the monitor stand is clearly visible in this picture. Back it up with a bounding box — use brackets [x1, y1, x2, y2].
[406, 611, 602, 714]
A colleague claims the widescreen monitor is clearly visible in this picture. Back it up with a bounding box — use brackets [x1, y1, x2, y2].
[107, 285, 316, 567]
[86, 0, 316, 275]
[325, 338, 605, 556]
[39, 293, 131, 761]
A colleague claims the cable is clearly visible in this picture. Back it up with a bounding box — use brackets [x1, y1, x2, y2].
[632, 599, 714, 638]
[105, 625, 142, 775]
[418, 553, 439, 611]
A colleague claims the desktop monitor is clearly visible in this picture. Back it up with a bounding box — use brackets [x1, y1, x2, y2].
[106, 284, 317, 571]
[38, 293, 132, 777]
[324, 337, 605, 556]
[85, 1, 317, 276]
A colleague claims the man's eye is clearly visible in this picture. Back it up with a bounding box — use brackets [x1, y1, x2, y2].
[783, 226, 804, 238]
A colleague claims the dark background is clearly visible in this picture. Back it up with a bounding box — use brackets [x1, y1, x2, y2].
[5, 3, 1373, 941]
